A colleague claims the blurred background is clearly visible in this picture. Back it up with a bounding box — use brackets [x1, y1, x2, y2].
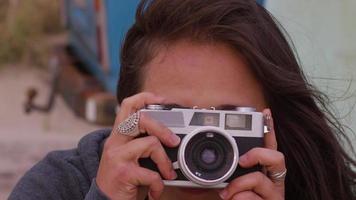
[0, 0, 355, 199]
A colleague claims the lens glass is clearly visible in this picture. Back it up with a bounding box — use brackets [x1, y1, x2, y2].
[184, 131, 235, 181]
[201, 148, 216, 164]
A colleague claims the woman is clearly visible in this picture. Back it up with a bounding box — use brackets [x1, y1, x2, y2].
[10, 0, 356, 200]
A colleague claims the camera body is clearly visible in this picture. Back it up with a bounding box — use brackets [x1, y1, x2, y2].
[139, 105, 265, 188]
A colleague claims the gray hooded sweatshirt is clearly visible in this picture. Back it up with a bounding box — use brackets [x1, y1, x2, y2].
[9, 129, 112, 200]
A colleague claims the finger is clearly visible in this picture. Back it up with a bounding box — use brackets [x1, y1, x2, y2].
[120, 136, 176, 180]
[139, 112, 181, 147]
[118, 92, 165, 122]
[132, 167, 164, 200]
[239, 147, 286, 173]
[220, 172, 275, 200]
[262, 108, 277, 150]
[109, 92, 167, 144]
[230, 191, 263, 200]
[111, 112, 181, 147]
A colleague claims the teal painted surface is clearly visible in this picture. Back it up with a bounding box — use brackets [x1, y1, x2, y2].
[256, 0, 265, 6]
[105, 0, 141, 93]
[65, 0, 266, 94]
[67, 0, 108, 89]
[65, 0, 140, 93]
[266, 1, 356, 146]
[67, 0, 97, 56]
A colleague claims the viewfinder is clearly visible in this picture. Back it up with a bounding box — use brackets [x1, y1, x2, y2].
[225, 114, 252, 130]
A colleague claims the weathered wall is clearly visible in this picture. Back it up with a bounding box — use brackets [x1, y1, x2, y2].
[266, 1, 356, 147]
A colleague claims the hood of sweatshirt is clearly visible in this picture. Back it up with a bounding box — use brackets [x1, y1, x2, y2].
[77, 128, 111, 181]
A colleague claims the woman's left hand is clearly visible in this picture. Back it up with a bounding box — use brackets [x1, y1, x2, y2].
[219, 109, 286, 200]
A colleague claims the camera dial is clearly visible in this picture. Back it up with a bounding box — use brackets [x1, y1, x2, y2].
[146, 104, 165, 110]
[235, 107, 256, 112]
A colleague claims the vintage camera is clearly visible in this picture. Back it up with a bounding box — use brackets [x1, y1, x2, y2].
[139, 104, 265, 188]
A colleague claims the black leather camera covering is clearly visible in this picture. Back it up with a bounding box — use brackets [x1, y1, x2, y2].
[139, 134, 263, 184]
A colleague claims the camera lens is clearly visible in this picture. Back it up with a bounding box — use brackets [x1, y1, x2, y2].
[192, 139, 225, 172]
[183, 131, 236, 182]
[201, 148, 217, 164]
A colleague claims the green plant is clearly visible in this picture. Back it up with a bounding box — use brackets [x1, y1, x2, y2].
[0, 0, 63, 66]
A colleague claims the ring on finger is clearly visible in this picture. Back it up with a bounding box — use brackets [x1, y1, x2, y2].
[268, 168, 287, 183]
[116, 111, 141, 137]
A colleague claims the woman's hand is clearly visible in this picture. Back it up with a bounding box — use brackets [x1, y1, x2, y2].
[219, 109, 286, 200]
[96, 92, 181, 200]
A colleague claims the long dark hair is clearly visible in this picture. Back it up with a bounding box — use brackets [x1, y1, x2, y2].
[117, 0, 356, 199]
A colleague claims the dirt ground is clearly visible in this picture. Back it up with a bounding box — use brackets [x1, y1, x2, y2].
[0, 65, 105, 199]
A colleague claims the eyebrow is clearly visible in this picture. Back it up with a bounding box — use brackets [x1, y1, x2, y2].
[164, 103, 240, 110]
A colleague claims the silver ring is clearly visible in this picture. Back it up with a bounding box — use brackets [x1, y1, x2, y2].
[268, 169, 287, 183]
[116, 112, 140, 137]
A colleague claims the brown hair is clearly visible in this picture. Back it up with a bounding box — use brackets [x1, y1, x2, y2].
[117, 0, 356, 199]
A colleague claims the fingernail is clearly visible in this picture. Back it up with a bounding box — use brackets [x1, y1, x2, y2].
[170, 134, 181, 145]
[171, 170, 177, 179]
[219, 190, 227, 199]
[148, 191, 154, 200]
[239, 155, 247, 164]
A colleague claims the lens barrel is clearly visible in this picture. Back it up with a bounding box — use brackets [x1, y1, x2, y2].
[178, 127, 239, 186]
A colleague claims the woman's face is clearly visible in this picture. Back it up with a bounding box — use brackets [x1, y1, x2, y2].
[142, 40, 267, 111]
[141, 40, 267, 198]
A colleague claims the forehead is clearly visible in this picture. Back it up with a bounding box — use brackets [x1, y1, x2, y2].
[141, 40, 266, 110]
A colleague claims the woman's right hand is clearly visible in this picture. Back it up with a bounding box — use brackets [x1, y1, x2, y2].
[96, 92, 181, 200]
